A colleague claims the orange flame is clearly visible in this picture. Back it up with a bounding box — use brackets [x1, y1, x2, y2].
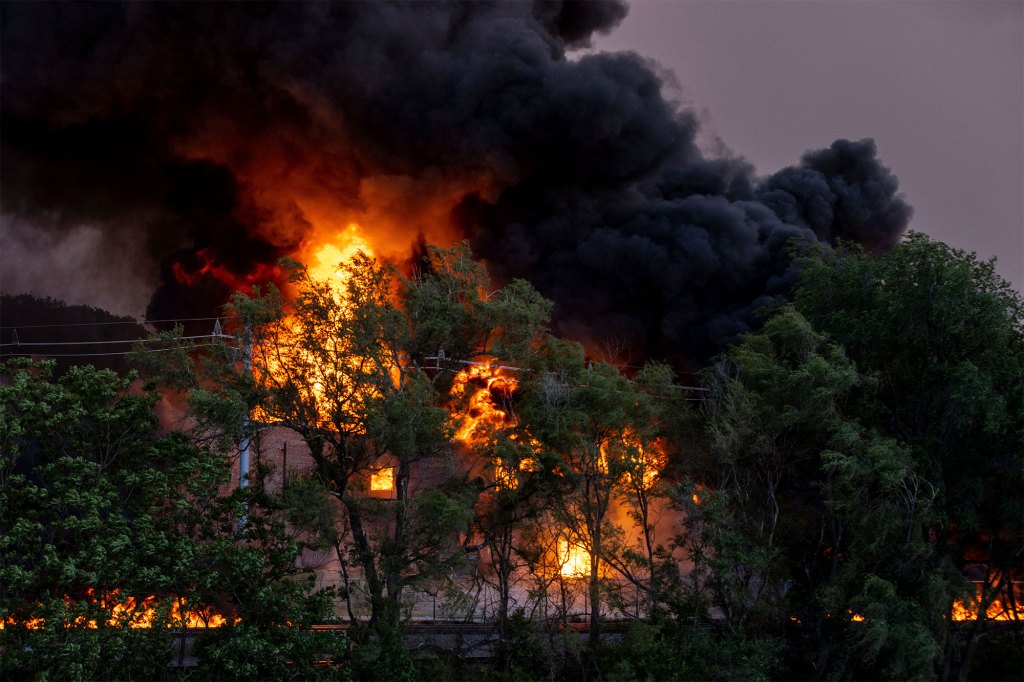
[558, 538, 590, 579]
[370, 467, 395, 492]
[172, 248, 284, 292]
[250, 223, 383, 430]
[951, 588, 1022, 622]
[1, 590, 235, 630]
[449, 361, 536, 489]
[451, 361, 518, 445]
[598, 431, 666, 490]
[304, 223, 375, 286]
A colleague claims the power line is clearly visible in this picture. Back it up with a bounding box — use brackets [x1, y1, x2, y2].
[0, 344, 221, 359]
[0, 334, 232, 348]
[0, 333, 709, 395]
[0, 342, 222, 358]
[0, 315, 238, 330]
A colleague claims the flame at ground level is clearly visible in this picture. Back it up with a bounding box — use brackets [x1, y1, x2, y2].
[1, 590, 235, 629]
[951, 593, 1022, 622]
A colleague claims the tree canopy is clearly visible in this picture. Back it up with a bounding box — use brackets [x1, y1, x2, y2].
[677, 234, 1024, 680]
[4, 233, 1020, 681]
[0, 359, 346, 680]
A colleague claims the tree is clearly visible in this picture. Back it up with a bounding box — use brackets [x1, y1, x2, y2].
[463, 424, 555, 676]
[604, 362, 684, 618]
[0, 360, 194, 678]
[698, 307, 946, 680]
[0, 359, 344, 680]
[142, 243, 551, 664]
[793, 233, 1024, 678]
[514, 339, 626, 652]
[514, 337, 681, 660]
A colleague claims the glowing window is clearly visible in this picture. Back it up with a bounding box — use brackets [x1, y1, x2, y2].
[370, 467, 394, 492]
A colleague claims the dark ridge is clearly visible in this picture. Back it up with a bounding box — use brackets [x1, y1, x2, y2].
[0, 294, 149, 375]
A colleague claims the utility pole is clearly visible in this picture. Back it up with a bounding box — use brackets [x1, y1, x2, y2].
[281, 441, 288, 492]
[238, 323, 252, 532]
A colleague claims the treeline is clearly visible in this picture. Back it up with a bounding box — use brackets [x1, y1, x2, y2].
[1, 234, 1021, 681]
[0, 294, 150, 375]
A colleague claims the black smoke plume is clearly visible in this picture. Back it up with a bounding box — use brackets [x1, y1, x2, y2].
[1, 1, 911, 363]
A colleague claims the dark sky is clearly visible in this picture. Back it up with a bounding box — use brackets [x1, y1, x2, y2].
[592, 0, 1023, 292]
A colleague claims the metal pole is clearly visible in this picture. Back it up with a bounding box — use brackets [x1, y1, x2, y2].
[238, 323, 252, 531]
[281, 441, 288, 492]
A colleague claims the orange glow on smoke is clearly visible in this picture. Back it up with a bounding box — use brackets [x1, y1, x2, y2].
[172, 248, 284, 292]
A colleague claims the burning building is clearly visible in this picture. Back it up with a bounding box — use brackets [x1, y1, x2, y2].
[10, 4, 1012, 670]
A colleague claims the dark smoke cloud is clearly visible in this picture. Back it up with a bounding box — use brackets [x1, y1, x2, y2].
[467, 137, 911, 362]
[1, 1, 911, 362]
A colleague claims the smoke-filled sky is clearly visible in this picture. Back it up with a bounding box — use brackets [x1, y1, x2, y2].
[593, 0, 1023, 293]
[1, 1, 1018, 366]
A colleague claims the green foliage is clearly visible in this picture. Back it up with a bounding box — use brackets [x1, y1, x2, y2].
[13, 236, 1014, 679]
[794, 233, 1023, 539]
[603, 619, 779, 682]
[690, 235, 1023, 679]
[0, 360, 204, 678]
[139, 242, 553, 663]
[195, 583, 350, 680]
[697, 306, 951, 679]
[512, 335, 689, 666]
[793, 233, 1024, 677]
[0, 359, 341, 679]
[499, 608, 550, 680]
[966, 629, 1024, 681]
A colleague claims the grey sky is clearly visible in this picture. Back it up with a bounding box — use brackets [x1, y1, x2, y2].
[593, 0, 1023, 292]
